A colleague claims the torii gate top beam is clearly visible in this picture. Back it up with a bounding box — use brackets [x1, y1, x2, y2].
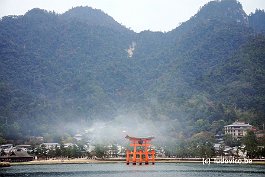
[125, 135, 154, 141]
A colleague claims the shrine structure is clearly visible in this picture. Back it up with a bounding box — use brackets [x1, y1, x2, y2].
[125, 135, 155, 165]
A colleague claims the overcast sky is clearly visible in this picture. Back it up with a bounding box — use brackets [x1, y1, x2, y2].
[0, 0, 265, 32]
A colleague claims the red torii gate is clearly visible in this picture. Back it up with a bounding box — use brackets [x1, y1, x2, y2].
[125, 135, 155, 165]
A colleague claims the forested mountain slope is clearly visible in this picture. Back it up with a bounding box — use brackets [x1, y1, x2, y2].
[0, 0, 264, 142]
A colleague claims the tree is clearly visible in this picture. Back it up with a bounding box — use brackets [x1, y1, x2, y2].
[55, 145, 61, 157]
[0, 134, 6, 144]
[242, 131, 258, 158]
[0, 149, 6, 156]
[210, 119, 225, 134]
[60, 144, 67, 157]
[193, 119, 210, 133]
[94, 145, 106, 158]
[47, 148, 56, 158]
[223, 134, 240, 147]
[35, 144, 48, 159]
[176, 132, 215, 158]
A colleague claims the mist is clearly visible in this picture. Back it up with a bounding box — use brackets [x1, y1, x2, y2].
[52, 104, 186, 148]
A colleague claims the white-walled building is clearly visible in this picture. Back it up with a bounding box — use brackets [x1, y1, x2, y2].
[224, 121, 252, 138]
[41, 143, 60, 149]
[0, 144, 13, 153]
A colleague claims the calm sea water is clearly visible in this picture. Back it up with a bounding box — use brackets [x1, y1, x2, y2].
[0, 163, 264, 177]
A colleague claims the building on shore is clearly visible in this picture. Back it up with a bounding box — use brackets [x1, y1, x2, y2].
[0, 148, 33, 162]
[15, 145, 32, 152]
[224, 121, 253, 138]
[0, 144, 13, 154]
[41, 143, 60, 149]
[255, 130, 265, 138]
[0, 144, 34, 162]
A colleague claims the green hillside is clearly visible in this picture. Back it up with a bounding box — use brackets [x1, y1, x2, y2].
[0, 0, 264, 143]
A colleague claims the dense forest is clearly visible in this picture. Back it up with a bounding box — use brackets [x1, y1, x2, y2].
[0, 0, 265, 144]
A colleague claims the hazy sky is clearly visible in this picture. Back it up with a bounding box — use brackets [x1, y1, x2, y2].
[0, 0, 265, 32]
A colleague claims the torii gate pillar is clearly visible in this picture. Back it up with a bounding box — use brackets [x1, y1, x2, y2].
[125, 135, 155, 165]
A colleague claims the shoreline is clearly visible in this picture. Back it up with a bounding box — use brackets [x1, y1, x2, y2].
[10, 158, 265, 166]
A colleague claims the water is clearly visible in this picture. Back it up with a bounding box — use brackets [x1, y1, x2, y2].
[0, 163, 264, 177]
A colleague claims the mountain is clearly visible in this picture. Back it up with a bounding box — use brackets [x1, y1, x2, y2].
[62, 6, 129, 32]
[146, 0, 256, 121]
[194, 0, 248, 25]
[0, 0, 264, 142]
[211, 35, 265, 114]
[249, 9, 265, 33]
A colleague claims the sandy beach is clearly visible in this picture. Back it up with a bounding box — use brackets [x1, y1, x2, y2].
[11, 158, 117, 165]
[10, 158, 265, 165]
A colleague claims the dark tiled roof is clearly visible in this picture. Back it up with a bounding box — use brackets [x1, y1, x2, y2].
[1, 151, 33, 158]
